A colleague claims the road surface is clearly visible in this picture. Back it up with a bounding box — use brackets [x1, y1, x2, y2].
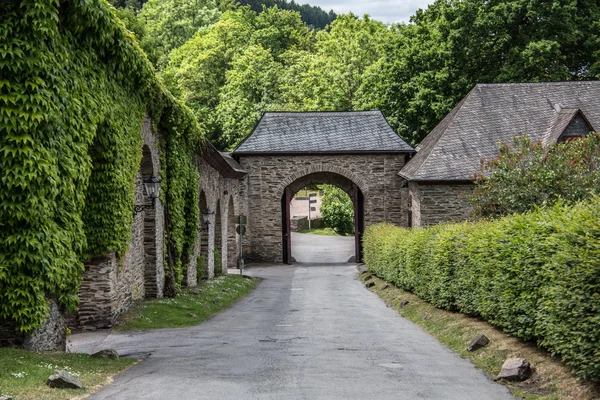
[71, 265, 513, 400]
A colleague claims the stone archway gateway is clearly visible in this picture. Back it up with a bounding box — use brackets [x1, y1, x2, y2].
[232, 111, 415, 264]
[281, 171, 364, 263]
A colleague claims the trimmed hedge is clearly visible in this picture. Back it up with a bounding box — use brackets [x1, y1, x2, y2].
[364, 197, 600, 381]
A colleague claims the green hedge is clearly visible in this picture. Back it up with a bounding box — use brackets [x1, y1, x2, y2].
[364, 198, 600, 381]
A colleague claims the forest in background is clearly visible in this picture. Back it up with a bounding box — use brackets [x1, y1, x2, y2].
[109, 0, 600, 150]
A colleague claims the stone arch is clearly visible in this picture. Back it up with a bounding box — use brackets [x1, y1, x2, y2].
[278, 165, 367, 197]
[226, 195, 237, 269]
[198, 190, 209, 280]
[140, 144, 162, 298]
[281, 171, 364, 264]
[214, 199, 223, 274]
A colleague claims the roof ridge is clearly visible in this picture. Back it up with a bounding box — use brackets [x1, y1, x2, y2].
[475, 81, 600, 87]
[400, 89, 473, 179]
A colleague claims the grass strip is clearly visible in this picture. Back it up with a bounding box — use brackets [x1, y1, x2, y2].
[0, 348, 136, 400]
[115, 274, 260, 331]
[296, 227, 340, 236]
[360, 272, 600, 400]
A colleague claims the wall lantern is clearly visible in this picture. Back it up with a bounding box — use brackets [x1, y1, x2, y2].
[134, 176, 161, 216]
[143, 176, 161, 199]
[201, 209, 214, 227]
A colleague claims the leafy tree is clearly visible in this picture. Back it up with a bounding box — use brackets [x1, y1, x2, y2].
[470, 134, 600, 218]
[138, 0, 221, 68]
[282, 14, 389, 111]
[378, 0, 600, 145]
[217, 45, 283, 147]
[320, 185, 354, 236]
[162, 6, 313, 148]
[237, 0, 336, 29]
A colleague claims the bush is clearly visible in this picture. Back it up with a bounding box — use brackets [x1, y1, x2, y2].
[213, 249, 222, 275]
[364, 197, 600, 381]
[196, 256, 206, 282]
[470, 134, 600, 218]
[320, 185, 354, 236]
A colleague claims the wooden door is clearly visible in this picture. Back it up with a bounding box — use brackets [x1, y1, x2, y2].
[282, 186, 292, 264]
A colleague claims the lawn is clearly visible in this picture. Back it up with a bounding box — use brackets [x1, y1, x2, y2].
[115, 274, 260, 331]
[296, 227, 340, 236]
[0, 348, 136, 400]
[360, 272, 600, 400]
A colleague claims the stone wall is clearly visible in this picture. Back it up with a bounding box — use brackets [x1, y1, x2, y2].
[237, 154, 408, 262]
[0, 299, 66, 351]
[192, 157, 249, 281]
[409, 182, 473, 227]
[70, 117, 165, 331]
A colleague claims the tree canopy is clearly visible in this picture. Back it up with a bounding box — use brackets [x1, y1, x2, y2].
[109, 0, 599, 149]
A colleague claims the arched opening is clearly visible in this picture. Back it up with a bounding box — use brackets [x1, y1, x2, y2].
[214, 200, 223, 275]
[281, 172, 364, 264]
[140, 145, 160, 298]
[198, 190, 209, 281]
[227, 196, 237, 269]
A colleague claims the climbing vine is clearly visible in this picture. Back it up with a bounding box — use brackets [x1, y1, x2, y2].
[0, 0, 204, 333]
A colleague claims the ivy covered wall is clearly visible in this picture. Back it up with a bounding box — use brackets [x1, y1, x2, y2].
[0, 0, 203, 333]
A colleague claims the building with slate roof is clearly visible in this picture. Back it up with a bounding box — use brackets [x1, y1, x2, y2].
[232, 111, 415, 263]
[234, 111, 414, 154]
[399, 81, 600, 227]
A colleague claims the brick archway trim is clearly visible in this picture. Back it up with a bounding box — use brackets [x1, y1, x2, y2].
[279, 165, 367, 195]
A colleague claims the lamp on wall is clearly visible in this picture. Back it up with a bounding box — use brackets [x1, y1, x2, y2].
[134, 176, 161, 216]
[201, 209, 214, 227]
[143, 176, 161, 199]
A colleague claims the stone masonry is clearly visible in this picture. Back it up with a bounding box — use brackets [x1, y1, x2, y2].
[238, 154, 408, 262]
[409, 182, 473, 227]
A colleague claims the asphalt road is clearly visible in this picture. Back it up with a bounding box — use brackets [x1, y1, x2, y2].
[291, 232, 355, 263]
[71, 265, 513, 400]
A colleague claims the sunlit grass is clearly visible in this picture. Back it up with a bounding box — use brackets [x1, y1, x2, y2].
[115, 275, 260, 331]
[0, 348, 136, 400]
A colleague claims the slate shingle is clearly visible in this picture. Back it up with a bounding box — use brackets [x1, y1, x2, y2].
[233, 111, 414, 154]
[399, 82, 600, 182]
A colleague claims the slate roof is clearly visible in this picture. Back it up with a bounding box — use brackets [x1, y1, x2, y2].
[233, 111, 414, 154]
[399, 81, 600, 182]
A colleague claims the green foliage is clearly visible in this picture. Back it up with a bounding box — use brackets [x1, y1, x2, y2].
[320, 185, 354, 236]
[237, 0, 336, 29]
[0, 0, 204, 332]
[196, 256, 206, 281]
[163, 6, 313, 148]
[115, 275, 260, 331]
[470, 134, 600, 218]
[213, 248, 223, 274]
[374, 0, 600, 145]
[138, 0, 221, 68]
[364, 197, 600, 381]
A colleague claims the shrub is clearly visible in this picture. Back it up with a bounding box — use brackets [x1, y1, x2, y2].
[213, 249, 222, 275]
[470, 134, 600, 218]
[364, 197, 600, 381]
[320, 185, 354, 236]
[196, 256, 206, 282]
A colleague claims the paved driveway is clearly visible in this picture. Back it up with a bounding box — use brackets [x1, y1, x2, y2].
[291, 232, 354, 263]
[71, 265, 513, 400]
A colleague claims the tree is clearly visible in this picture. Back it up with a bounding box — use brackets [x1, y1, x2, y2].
[138, 0, 221, 68]
[469, 134, 600, 218]
[216, 45, 283, 147]
[320, 185, 354, 236]
[378, 0, 600, 145]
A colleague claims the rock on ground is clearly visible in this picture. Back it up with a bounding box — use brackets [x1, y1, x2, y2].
[47, 370, 84, 389]
[467, 334, 489, 352]
[92, 349, 119, 360]
[496, 358, 532, 382]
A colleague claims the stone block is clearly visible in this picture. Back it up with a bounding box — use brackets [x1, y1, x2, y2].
[496, 358, 532, 382]
[47, 370, 83, 389]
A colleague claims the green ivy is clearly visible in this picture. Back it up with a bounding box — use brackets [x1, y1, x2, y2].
[364, 198, 600, 381]
[0, 0, 204, 333]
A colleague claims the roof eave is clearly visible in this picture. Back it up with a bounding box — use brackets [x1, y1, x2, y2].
[233, 150, 416, 156]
